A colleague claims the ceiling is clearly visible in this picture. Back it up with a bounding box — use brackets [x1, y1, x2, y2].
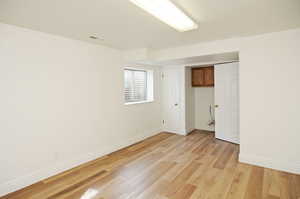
[143, 52, 239, 66]
[0, 0, 299, 50]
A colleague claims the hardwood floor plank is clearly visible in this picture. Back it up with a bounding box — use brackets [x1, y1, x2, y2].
[1, 131, 299, 199]
[205, 166, 236, 199]
[244, 166, 264, 199]
[278, 171, 296, 199]
[123, 162, 177, 198]
[171, 184, 196, 199]
[47, 170, 107, 199]
[291, 175, 300, 198]
[268, 170, 281, 197]
[100, 161, 176, 199]
[163, 161, 201, 197]
[262, 168, 274, 199]
[62, 173, 123, 199]
[190, 167, 222, 199]
[213, 144, 235, 169]
[135, 179, 168, 199]
[192, 135, 213, 154]
[42, 155, 109, 184]
[225, 163, 252, 199]
[288, 174, 299, 199]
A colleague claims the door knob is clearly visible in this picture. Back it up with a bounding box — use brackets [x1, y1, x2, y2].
[174, 103, 178, 106]
[215, 105, 219, 108]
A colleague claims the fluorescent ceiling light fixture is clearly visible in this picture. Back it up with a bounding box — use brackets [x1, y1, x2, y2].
[129, 0, 198, 32]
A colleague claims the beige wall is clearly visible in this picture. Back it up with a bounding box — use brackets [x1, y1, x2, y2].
[0, 23, 162, 195]
[194, 87, 215, 131]
[239, 29, 300, 173]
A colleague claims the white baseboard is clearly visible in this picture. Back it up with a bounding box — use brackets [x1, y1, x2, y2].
[194, 128, 215, 132]
[194, 126, 215, 132]
[239, 153, 300, 174]
[215, 135, 239, 144]
[162, 128, 186, 136]
[0, 129, 160, 197]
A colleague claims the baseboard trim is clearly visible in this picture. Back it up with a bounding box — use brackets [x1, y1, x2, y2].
[194, 127, 215, 132]
[239, 153, 300, 174]
[162, 128, 186, 136]
[215, 135, 239, 144]
[0, 129, 161, 197]
[194, 128, 215, 133]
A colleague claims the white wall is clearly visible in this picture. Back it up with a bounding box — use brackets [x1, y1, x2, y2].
[194, 87, 215, 131]
[152, 28, 300, 174]
[238, 29, 300, 174]
[184, 67, 195, 133]
[0, 23, 162, 196]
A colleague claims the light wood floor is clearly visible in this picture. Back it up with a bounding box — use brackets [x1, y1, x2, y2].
[2, 131, 300, 199]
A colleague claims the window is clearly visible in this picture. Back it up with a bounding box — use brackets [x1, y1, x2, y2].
[124, 68, 153, 104]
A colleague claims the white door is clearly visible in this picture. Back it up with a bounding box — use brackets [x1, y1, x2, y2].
[161, 68, 183, 134]
[215, 62, 239, 144]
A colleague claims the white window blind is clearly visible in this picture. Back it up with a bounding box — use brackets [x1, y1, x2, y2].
[124, 69, 148, 103]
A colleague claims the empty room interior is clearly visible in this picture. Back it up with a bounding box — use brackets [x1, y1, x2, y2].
[1, 0, 300, 198]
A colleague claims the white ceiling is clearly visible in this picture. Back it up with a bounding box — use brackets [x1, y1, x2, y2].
[143, 52, 239, 66]
[0, 0, 299, 50]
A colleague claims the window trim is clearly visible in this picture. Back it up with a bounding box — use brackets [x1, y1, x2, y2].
[124, 67, 154, 105]
[124, 99, 154, 105]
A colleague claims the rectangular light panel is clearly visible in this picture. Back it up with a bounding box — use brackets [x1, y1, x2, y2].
[129, 0, 198, 32]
